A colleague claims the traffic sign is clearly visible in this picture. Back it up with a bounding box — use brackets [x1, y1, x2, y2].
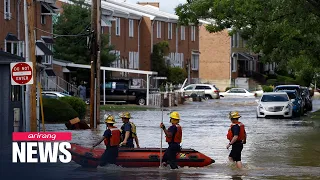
[10, 62, 34, 85]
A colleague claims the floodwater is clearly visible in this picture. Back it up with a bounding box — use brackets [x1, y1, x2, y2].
[42, 97, 320, 179]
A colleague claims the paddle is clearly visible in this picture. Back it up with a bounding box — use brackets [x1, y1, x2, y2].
[159, 98, 164, 168]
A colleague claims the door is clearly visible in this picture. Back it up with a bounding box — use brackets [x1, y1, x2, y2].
[183, 85, 195, 96]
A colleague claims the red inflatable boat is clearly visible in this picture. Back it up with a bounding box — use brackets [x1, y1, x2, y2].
[69, 143, 215, 168]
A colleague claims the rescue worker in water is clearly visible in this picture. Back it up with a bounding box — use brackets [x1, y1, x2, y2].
[119, 112, 140, 148]
[160, 111, 182, 169]
[226, 111, 247, 169]
[92, 114, 121, 166]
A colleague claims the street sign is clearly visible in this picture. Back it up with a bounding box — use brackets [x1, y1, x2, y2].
[10, 62, 34, 85]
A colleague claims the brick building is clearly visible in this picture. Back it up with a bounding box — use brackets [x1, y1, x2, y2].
[55, 0, 201, 87]
[0, 0, 58, 66]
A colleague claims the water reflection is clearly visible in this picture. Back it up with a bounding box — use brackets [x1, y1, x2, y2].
[42, 98, 320, 179]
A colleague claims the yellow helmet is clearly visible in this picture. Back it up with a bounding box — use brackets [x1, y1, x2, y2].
[104, 114, 116, 124]
[229, 111, 241, 119]
[119, 112, 131, 119]
[170, 111, 180, 120]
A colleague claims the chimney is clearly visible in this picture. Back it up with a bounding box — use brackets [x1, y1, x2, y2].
[137, 2, 160, 8]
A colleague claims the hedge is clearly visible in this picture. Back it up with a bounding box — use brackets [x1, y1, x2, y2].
[59, 96, 87, 119]
[262, 85, 274, 92]
[42, 98, 78, 123]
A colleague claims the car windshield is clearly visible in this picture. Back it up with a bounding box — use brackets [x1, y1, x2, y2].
[261, 94, 289, 102]
[59, 93, 71, 96]
[286, 92, 296, 99]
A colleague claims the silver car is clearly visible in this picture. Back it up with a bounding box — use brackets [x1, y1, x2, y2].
[182, 84, 220, 99]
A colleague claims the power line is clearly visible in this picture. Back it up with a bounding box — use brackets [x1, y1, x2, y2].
[0, 9, 91, 38]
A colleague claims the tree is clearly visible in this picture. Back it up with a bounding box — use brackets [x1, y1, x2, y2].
[151, 41, 170, 77]
[175, 0, 320, 85]
[167, 67, 187, 85]
[53, 0, 116, 83]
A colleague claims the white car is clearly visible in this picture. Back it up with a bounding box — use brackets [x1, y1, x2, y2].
[180, 84, 220, 99]
[256, 92, 293, 118]
[220, 88, 256, 97]
[41, 91, 71, 99]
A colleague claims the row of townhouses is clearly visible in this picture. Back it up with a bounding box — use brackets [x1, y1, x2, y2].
[1, 0, 272, 93]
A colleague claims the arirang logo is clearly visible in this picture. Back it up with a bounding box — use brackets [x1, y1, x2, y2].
[12, 132, 72, 163]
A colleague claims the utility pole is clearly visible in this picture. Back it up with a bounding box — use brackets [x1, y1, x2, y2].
[23, 0, 30, 132]
[90, 0, 101, 128]
[96, 0, 101, 125]
[26, 0, 37, 132]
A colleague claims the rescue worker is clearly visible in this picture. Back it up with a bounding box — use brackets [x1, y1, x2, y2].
[92, 114, 121, 166]
[226, 111, 247, 169]
[160, 111, 182, 169]
[119, 112, 140, 148]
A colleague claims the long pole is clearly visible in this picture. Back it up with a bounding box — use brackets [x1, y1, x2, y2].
[159, 97, 164, 168]
[24, 0, 30, 132]
[90, 0, 97, 129]
[26, 0, 37, 132]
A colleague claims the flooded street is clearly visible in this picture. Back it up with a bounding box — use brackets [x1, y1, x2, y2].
[44, 97, 320, 179]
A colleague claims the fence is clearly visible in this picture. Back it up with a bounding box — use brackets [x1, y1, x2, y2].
[148, 92, 185, 107]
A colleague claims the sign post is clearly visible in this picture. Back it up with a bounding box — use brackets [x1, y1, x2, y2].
[10, 62, 34, 132]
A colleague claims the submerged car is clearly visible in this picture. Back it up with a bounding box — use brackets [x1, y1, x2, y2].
[256, 92, 293, 118]
[220, 88, 256, 98]
[278, 90, 303, 117]
[181, 84, 220, 99]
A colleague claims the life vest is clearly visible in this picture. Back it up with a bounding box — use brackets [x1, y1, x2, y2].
[165, 124, 182, 143]
[226, 122, 246, 142]
[104, 127, 121, 147]
[120, 122, 137, 140]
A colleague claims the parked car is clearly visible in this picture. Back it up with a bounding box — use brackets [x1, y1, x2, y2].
[220, 88, 256, 98]
[100, 79, 157, 105]
[180, 84, 220, 99]
[256, 92, 293, 118]
[278, 90, 303, 117]
[274, 85, 305, 115]
[41, 91, 71, 99]
[301, 86, 313, 111]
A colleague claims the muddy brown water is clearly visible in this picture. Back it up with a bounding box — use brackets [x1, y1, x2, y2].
[42, 97, 320, 179]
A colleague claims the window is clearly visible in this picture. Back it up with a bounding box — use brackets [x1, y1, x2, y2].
[232, 33, 238, 47]
[168, 23, 172, 39]
[180, 26, 185, 40]
[157, 21, 161, 38]
[5, 41, 21, 56]
[11, 85, 21, 102]
[232, 57, 237, 72]
[129, 51, 139, 69]
[191, 53, 199, 70]
[115, 18, 120, 36]
[184, 85, 194, 91]
[41, 15, 46, 24]
[4, 0, 11, 20]
[129, 19, 134, 37]
[191, 26, 196, 41]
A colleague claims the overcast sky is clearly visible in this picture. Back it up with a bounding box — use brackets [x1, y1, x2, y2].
[126, 0, 187, 14]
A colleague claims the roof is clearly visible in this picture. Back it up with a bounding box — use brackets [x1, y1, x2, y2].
[5, 33, 19, 41]
[275, 85, 300, 87]
[0, 51, 24, 64]
[36, 42, 54, 55]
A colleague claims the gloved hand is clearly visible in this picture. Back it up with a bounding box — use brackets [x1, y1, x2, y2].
[160, 123, 165, 130]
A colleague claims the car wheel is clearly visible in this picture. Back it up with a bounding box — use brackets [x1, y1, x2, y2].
[136, 97, 146, 105]
[204, 95, 212, 100]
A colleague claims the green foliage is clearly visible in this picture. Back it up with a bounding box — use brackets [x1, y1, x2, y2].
[266, 79, 277, 86]
[175, 0, 320, 85]
[53, 0, 116, 83]
[42, 98, 78, 123]
[59, 96, 87, 119]
[167, 67, 187, 85]
[151, 41, 170, 77]
[262, 85, 274, 92]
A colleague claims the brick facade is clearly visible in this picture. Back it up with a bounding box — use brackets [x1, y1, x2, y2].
[199, 26, 231, 90]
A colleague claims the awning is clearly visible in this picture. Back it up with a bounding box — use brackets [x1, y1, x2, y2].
[45, 69, 56, 76]
[41, 2, 59, 15]
[237, 52, 254, 61]
[5, 33, 19, 41]
[101, 15, 115, 27]
[41, 37, 54, 44]
[36, 42, 53, 56]
[62, 67, 70, 73]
